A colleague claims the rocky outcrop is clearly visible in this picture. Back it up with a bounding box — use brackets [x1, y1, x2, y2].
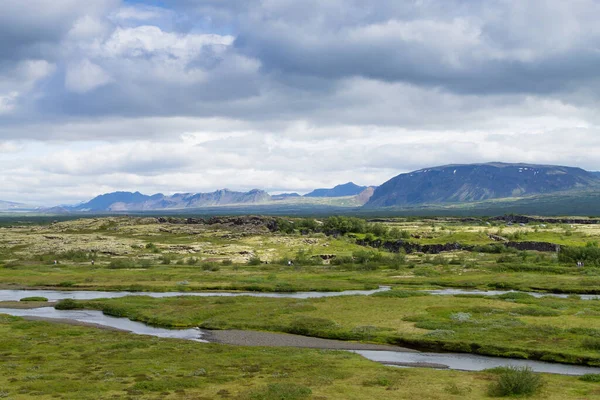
[356, 238, 560, 254]
[156, 216, 279, 231]
[505, 241, 560, 252]
[356, 239, 473, 254]
[493, 215, 600, 225]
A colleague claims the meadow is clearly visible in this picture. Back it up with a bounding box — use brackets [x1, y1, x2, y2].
[2, 215, 600, 398]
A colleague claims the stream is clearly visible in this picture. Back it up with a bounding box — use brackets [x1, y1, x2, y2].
[428, 288, 600, 300]
[0, 287, 391, 302]
[2, 287, 599, 303]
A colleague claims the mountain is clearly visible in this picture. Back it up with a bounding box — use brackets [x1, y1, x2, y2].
[70, 189, 271, 212]
[71, 191, 163, 211]
[0, 200, 28, 211]
[272, 193, 301, 200]
[304, 182, 368, 198]
[366, 163, 600, 208]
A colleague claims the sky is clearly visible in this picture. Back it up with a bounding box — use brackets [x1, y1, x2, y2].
[2, 0, 600, 205]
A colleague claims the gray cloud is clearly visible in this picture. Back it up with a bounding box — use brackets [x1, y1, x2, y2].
[1, 0, 600, 205]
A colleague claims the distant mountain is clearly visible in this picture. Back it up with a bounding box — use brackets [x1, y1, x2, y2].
[304, 182, 368, 198]
[70, 189, 271, 212]
[71, 191, 163, 211]
[272, 193, 301, 200]
[366, 163, 600, 208]
[0, 200, 28, 211]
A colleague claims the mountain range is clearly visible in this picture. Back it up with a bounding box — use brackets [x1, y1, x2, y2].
[2, 163, 600, 214]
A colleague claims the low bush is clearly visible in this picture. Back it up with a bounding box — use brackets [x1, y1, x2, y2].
[286, 317, 337, 336]
[487, 366, 544, 397]
[19, 297, 48, 302]
[55, 299, 84, 310]
[579, 374, 600, 383]
[247, 256, 262, 266]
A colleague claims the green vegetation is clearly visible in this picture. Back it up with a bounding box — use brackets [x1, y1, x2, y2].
[0, 315, 597, 399]
[3, 215, 600, 398]
[19, 296, 48, 302]
[487, 366, 544, 397]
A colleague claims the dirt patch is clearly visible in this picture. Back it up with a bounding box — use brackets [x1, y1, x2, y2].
[206, 329, 418, 352]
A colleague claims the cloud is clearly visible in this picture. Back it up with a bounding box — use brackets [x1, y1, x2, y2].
[65, 59, 113, 93]
[1, 0, 600, 205]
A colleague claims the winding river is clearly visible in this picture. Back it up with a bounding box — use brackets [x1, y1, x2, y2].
[2, 305, 600, 376]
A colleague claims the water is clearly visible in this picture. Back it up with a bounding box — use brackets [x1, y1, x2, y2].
[0, 286, 391, 302]
[428, 288, 600, 300]
[0, 307, 206, 342]
[354, 350, 600, 376]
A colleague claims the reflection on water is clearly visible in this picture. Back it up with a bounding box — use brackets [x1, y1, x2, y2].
[354, 350, 600, 376]
[428, 288, 600, 300]
[0, 307, 206, 342]
[0, 287, 391, 302]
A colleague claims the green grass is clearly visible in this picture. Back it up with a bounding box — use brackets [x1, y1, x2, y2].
[0, 315, 598, 399]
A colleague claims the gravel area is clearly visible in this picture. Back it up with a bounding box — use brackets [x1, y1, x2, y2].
[205, 329, 418, 352]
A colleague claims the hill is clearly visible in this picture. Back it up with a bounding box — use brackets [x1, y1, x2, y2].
[304, 182, 368, 197]
[366, 163, 600, 207]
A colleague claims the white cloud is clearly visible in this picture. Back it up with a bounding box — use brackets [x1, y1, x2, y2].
[65, 59, 113, 93]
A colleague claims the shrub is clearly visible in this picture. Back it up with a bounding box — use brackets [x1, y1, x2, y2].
[137, 259, 152, 268]
[488, 366, 544, 397]
[55, 299, 84, 310]
[450, 312, 472, 322]
[559, 245, 600, 267]
[19, 297, 48, 302]
[202, 263, 220, 272]
[579, 374, 600, 383]
[287, 317, 337, 335]
[159, 255, 172, 265]
[247, 256, 262, 266]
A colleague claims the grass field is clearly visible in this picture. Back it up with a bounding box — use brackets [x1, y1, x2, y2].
[1, 315, 599, 400]
[3, 215, 600, 398]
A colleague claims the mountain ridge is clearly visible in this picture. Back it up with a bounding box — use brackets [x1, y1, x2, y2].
[366, 162, 600, 208]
